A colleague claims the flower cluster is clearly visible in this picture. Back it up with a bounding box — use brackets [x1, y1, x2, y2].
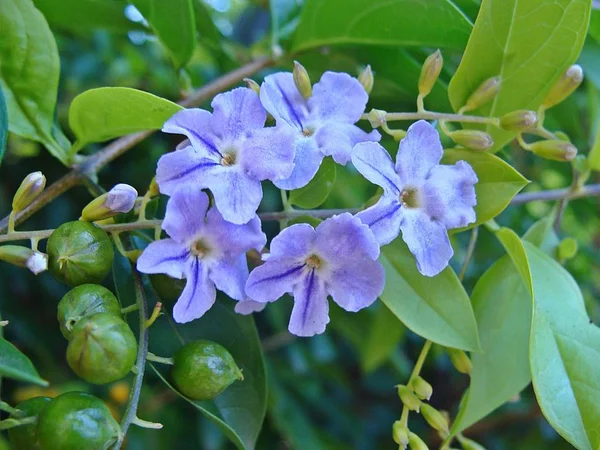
[137, 67, 478, 336]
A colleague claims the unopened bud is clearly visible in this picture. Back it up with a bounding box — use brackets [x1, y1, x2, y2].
[465, 76, 501, 111]
[543, 65, 583, 109]
[448, 130, 493, 151]
[397, 385, 421, 412]
[418, 50, 443, 98]
[12, 172, 46, 212]
[293, 61, 312, 99]
[368, 109, 387, 129]
[148, 177, 160, 198]
[243, 78, 260, 95]
[81, 184, 138, 222]
[448, 348, 472, 374]
[408, 432, 429, 450]
[392, 421, 409, 447]
[410, 376, 433, 400]
[558, 237, 578, 260]
[420, 404, 449, 434]
[358, 65, 374, 94]
[458, 436, 487, 450]
[572, 155, 590, 174]
[530, 140, 577, 162]
[500, 110, 538, 132]
[0, 245, 48, 275]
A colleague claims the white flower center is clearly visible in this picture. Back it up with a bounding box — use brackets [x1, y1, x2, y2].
[305, 254, 322, 269]
[400, 187, 420, 208]
[191, 240, 211, 258]
[220, 152, 236, 166]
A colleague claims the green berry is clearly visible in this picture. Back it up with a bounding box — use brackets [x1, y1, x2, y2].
[171, 340, 243, 401]
[67, 313, 137, 385]
[149, 273, 185, 303]
[57, 284, 121, 339]
[47, 221, 114, 287]
[8, 397, 52, 450]
[37, 392, 121, 450]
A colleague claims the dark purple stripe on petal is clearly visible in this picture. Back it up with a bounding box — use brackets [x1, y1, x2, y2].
[368, 202, 402, 228]
[164, 161, 219, 183]
[274, 79, 304, 130]
[357, 156, 400, 194]
[182, 258, 201, 314]
[187, 128, 223, 158]
[300, 269, 316, 326]
[254, 264, 305, 284]
[153, 250, 190, 266]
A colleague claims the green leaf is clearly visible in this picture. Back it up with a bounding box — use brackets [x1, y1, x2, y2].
[131, 0, 196, 69]
[493, 227, 533, 295]
[522, 215, 560, 254]
[0, 84, 7, 166]
[379, 239, 480, 351]
[360, 305, 406, 373]
[589, 9, 600, 43]
[448, 0, 592, 151]
[291, 0, 473, 53]
[192, 0, 221, 45]
[0, 0, 69, 164]
[69, 87, 182, 150]
[589, 121, 600, 172]
[442, 149, 529, 229]
[525, 242, 600, 450]
[33, 0, 144, 34]
[289, 157, 336, 209]
[0, 338, 49, 387]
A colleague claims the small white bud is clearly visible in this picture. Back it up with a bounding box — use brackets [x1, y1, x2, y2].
[26, 251, 48, 275]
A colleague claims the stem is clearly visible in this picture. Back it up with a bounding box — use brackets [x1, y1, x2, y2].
[146, 353, 174, 365]
[259, 208, 359, 222]
[459, 227, 479, 281]
[121, 304, 140, 315]
[400, 340, 433, 426]
[362, 111, 500, 127]
[0, 416, 37, 430]
[0, 401, 21, 416]
[510, 183, 600, 205]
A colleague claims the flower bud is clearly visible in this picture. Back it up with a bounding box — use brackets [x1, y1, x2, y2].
[448, 130, 494, 151]
[420, 404, 449, 434]
[148, 177, 160, 198]
[410, 376, 433, 400]
[529, 140, 577, 162]
[499, 110, 538, 132]
[0, 245, 47, 275]
[12, 172, 46, 213]
[392, 421, 409, 447]
[448, 348, 472, 374]
[368, 109, 387, 129]
[293, 61, 312, 99]
[358, 65, 374, 94]
[408, 432, 429, 450]
[397, 385, 421, 412]
[243, 78, 260, 95]
[543, 64, 583, 109]
[464, 76, 501, 111]
[558, 237, 578, 261]
[81, 184, 138, 222]
[458, 436, 487, 450]
[418, 50, 443, 98]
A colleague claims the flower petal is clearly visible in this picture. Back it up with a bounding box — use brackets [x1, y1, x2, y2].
[205, 208, 266, 254]
[209, 169, 263, 225]
[327, 259, 384, 312]
[162, 187, 209, 243]
[137, 239, 189, 279]
[155, 146, 220, 196]
[273, 137, 323, 190]
[234, 299, 267, 315]
[163, 109, 222, 158]
[210, 87, 267, 139]
[269, 223, 316, 260]
[423, 161, 478, 229]
[289, 269, 329, 337]
[209, 254, 249, 301]
[245, 259, 306, 303]
[356, 195, 403, 246]
[399, 209, 453, 277]
[396, 120, 443, 186]
[173, 258, 216, 323]
[315, 123, 380, 165]
[260, 72, 308, 130]
[352, 141, 401, 195]
[240, 124, 296, 181]
[309, 72, 368, 123]
[315, 212, 380, 263]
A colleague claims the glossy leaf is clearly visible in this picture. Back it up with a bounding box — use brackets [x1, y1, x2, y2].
[69, 87, 182, 151]
[289, 157, 336, 209]
[494, 227, 533, 294]
[589, 123, 600, 172]
[0, 84, 7, 166]
[132, 0, 196, 69]
[449, 0, 592, 151]
[0, 338, 49, 386]
[589, 9, 600, 43]
[291, 0, 473, 52]
[0, 0, 68, 164]
[360, 305, 406, 373]
[442, 149, 529, 230]
[379, 239, 480, 352]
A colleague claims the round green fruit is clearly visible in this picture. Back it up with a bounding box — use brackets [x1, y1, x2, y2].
[8, 396, 52, 450]
[37, 392, 121, 450]
[67, 313, 137, 385]
[149, 273, 185, 303]
[47, 221, 114, 287]
[58, 284, 121, 339]
[171, 340, 243, 401]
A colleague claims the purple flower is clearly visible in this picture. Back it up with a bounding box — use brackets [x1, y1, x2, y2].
[351, 120, 478, 277]
[246, 213, 385, 337]
[157, 87, 296, 225]
[259, 71, 380, 190]
[137, 187, 266, 323]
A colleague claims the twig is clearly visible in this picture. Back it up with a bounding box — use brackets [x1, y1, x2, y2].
[509, 183, 600, 205]
[362, 111, 500, 127]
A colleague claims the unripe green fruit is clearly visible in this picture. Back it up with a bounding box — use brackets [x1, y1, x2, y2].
[47, 221, 114, 287]
[67, 313, 137, 385]
[171, 340, 243, 401]
[150, 273, 185, 303]
[37, 392, 121, 450]
[58, 284, 121, 339]
[8, 397, 52, 450]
